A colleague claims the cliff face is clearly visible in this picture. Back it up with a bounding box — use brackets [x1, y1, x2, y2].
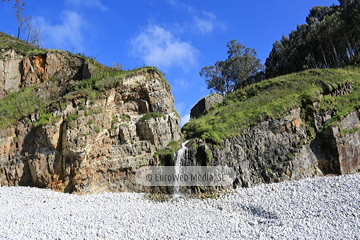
[0, 49, 181, 194]
[1, 34, 359, 195]
[185, 105, 360, 188]
[190, 93, 223, 119]
[0, 49, 90, 99]
[181, 67, 360, 190]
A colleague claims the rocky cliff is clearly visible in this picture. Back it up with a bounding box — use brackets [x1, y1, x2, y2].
[0, 40, 181, 194]
[183, 69, 360, 190]
[0, 48, 91, 99]
[190, 93, 223, 119]
[184, 108, 360, 188]
[1, 32, 359, 195]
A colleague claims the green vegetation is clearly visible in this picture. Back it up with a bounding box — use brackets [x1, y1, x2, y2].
[0, 32, 170, 130]
[145, 193, 171, 202]
[153, 148, 173, 158]
[120, 115, 131, 122]
[71, 65, 169, 94]
[173, 109, 180, 118]
[153, 139, 185, 158]
[111, 114, 120, 127]
[205, 149, 213, 165]
[35, 113, 59, 127]
[112, 114, 119, 122]
[139, 112, 165, 122]
[340, 127, 359, 137]
[0, 87, 47, 128]
[0, 32, 45, 54]
[65, 112, 78, 122]
[265, 1, 360, 78]
[200, 40, 264, 94]
[191, 2, 360, 144]
[183, 67, 360, 143]
[94, 126, 100, 133]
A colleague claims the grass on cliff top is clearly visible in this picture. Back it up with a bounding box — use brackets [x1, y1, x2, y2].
[182, 66, 360, 143]
[153, 138, 185, 159]
[0, 32, 47, 55]
[0, 32, 170, 90]
[72, 64, 169, 94]
[0, 32, 169, 90]
[0, 32, 170, 129]
[0, 66, 167, 129]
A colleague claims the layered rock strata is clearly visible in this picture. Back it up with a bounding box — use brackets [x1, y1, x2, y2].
[0, 50, 181, 194]
[185, 108, 360, 188]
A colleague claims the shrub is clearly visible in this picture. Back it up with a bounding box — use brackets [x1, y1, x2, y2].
[120, 115, 131, 122]
[139, 112, 165, 122]
[182, 67, 360, 143]
[35, 113, 59, 127]
[94, 126, 100, 133]
[65, 112, 78, 122]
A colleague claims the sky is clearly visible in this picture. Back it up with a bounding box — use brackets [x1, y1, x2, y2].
[0, 0, 339, 126]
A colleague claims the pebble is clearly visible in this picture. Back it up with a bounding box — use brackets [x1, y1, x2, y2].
[0, 174, 359, 239]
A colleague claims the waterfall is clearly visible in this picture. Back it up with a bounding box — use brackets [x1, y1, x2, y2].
[173, 140, 189, 198]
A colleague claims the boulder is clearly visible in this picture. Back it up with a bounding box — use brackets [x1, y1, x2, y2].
[190, 93, 223, 119]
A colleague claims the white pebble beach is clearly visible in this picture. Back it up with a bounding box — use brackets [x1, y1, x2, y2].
[0, 173, 359, 240]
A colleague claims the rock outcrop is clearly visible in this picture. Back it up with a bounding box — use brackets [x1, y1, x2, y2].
[0, 49, 181, 194]
[1, 35, 359, 195]
[185, 107, 360, 188]
[190, 93, 223, 119]
[0, 49, 91, 99]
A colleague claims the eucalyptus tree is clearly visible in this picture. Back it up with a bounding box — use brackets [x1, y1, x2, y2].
[265, 0, 360, 78]
[200, 40, 264, 95]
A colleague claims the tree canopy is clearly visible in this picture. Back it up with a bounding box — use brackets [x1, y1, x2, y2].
[265, 0, 360, 78]
[200, 40, 264, 95]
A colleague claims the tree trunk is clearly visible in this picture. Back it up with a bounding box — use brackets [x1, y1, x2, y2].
[330, 39, 339, 66]
[319, 44, 328, 68]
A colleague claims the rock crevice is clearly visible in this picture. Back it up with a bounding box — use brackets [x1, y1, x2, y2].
[0, 51, 181, 194]
[185, 107, 360, 188]
[0, 49, 91, 99]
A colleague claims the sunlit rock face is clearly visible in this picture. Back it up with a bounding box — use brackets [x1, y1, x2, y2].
[0, 50, 181, 194]
[186, 107, 360, 188]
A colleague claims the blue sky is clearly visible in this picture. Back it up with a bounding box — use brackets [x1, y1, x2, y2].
[0, 0, 338, 126]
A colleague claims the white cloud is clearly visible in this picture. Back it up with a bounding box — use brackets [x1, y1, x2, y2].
[180, 114, 190, 127]
[175, 78, 189, 89]
[193, 16, 213, 34]
[66, 0, 109, 11]
[165, 0, 225, 35]
[33, 11, 86, 52]
[193, 10, 226, 34]
[202, 10, 216, 19]
[166, 0, 178, 6]
[200, 86, 207, 92]
[131, 25, 198, 71]
[175, 102, 186, 114]
[175, 102, 191, 126]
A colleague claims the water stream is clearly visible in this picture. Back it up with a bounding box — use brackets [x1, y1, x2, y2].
[173, 140, 189, 198]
